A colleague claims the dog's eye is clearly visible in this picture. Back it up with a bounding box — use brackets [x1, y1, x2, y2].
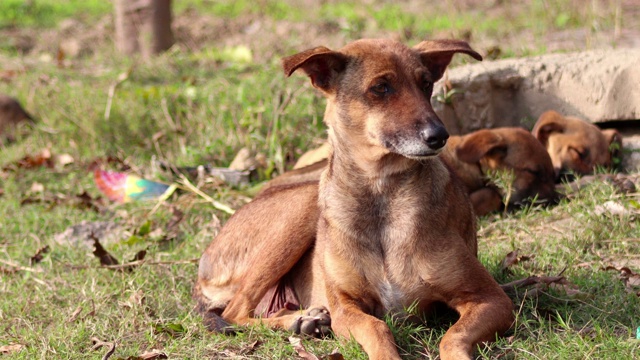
[570, 147, 589, 160]
[370, 83, 391, 96]
[422, 80, 434, 94]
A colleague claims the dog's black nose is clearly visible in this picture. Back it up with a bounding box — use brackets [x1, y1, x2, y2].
[421, 125, 449, 150]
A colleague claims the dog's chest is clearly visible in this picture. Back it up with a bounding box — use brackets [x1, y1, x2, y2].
[377, 278, 408, 314]
[338, 184, 431, 244]
[336, 188, 435, 309]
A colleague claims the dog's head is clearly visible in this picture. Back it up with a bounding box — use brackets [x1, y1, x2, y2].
[455, 127, 558, 207]
[532, 110, 622, 180]
[282, 39, 482, 160]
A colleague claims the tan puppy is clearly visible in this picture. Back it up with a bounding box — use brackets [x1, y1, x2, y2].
[532, 110, 622, 179]
[293, 142, 330, 169]
[194, 39, 513, 360]
[258, 158, 325, 193]
[442, 127, 557, 215]
[282, 127, 557, 216]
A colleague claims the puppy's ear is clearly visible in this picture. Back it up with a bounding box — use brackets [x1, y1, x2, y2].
[532, 110, 566, 147]
[602, 128, 623, 162]
[282, 46, 349, 93]
[412, 39, 482, 82]
[456, 129, 506, 164]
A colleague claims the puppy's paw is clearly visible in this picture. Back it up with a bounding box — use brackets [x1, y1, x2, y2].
[288, 307, 331, 337]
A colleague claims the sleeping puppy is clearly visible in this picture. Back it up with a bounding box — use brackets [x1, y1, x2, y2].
[441, 127, 557, 216]
[532, 110, 622, 180]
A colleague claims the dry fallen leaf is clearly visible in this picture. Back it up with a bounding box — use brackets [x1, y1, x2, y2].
[30, 245, 50, 265]
[137, 350, 169, 359]
[548, 278, 590, 299]
[0, 69, 18, 83]
[3, 148, 53, 171]
[595, 201, 632, 217]
[68, 305, 83, 323]
[0, 266, 18, 274]
[500, 249, 532, 273]
[30, 182, 45, 193]
[91, 235, 119, 266]
[501, 250, 519, 271]
[0, 344, 25, 354]
[289, 336, 320, 360]
[115, 350, 168, 360]
[604, 265, 640, 296]
[75, 191, 106, 212]
[55, 153, 75, 168]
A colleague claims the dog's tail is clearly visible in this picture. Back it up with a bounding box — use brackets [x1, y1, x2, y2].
[192, 283, 236, 334]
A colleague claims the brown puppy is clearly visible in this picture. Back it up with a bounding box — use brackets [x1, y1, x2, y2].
[442, 127, 557, 215]
[532, 110, 622, 179]
[194, 39, 513, 360]
[280, 127, 557, 216]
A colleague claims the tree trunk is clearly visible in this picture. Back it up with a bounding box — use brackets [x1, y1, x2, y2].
[114, 0, 174, 57]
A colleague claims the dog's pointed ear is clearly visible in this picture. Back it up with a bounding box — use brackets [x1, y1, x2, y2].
[602, 129, 622, 149]
[412, 39, 482, 82]
[456, 129, 507, 164]
[282, 46, 349, 93]
[602, 128, 623, 162]
[532, 111, 566, 147]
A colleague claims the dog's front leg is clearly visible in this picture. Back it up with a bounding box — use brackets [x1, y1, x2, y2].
[329, 297, 402, 360]
[438, 256, 514, 360]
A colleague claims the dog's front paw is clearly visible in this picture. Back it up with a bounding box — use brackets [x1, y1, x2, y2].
[288, 307, 331, 337]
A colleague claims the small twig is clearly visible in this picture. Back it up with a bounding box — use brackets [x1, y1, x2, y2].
[149, 183, 179, 216]
[31, 276, 53, 290]
[161, 97, 180, 132]
[499, 275, 564, 294]
[91, 337, 116, 360]
[0, 259, 43, 273]
[177, 175, 235, 215]
[104, 66, 134, 121]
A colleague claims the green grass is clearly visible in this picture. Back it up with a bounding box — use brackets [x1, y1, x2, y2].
[0, 0, 111, 28]
[1, 1, 638, 359]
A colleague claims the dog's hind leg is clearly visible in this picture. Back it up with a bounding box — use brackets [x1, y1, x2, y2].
[221, 243, 331, 336]
[196, 182, 322, 332]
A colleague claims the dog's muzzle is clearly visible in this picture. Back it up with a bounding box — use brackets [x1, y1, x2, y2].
[421, 124, 449, 151]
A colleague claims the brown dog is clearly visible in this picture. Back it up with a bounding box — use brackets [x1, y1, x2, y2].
[194, 39, 513, 360]
[532, 110, 622, 180]
[442, 127, 557, 215]
[278, 127, 557, 216]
